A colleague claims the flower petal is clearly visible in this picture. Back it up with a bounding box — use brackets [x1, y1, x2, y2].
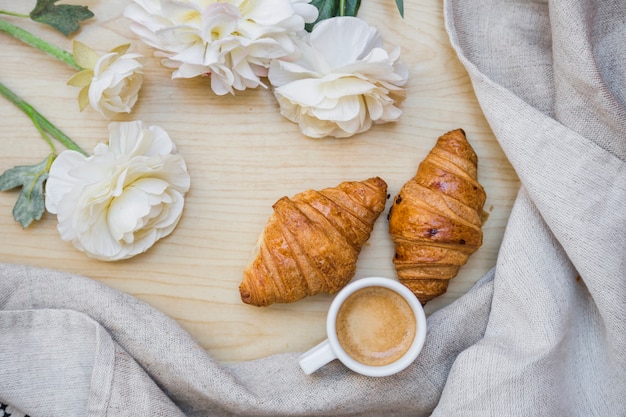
[290, 0, 318, 23]
[45, 151, 88, 213]
[108, 184, 157, 240]
[309, 17, 382, 68]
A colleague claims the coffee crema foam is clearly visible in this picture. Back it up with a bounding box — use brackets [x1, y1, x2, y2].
[335, 286, 417, 366]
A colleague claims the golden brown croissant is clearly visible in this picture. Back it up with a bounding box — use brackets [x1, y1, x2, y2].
[240, 177, 388, 307]
[388, 129, 486, 304]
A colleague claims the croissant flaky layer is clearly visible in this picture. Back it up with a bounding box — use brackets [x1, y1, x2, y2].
[388, 129, 486, 304]
[240, 177, 388, 307]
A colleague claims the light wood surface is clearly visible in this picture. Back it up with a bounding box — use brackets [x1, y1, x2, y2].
[0, 0, 520, 363]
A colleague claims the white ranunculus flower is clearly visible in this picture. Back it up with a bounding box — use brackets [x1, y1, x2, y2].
[268, 16, 409, 138]
[68, 42, 144, 120]
[124, 0, 318, 95]
[45, 121, 191, 261]
[89, 51, 144, 119]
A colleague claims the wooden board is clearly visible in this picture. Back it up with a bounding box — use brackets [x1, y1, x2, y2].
[0, 0, 520, 362]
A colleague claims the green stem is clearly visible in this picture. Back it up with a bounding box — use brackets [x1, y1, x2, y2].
[31, 111, 57, 153]
[0, 18, 82, 71]
[339, 0, 346, 15]
[34, 112, 86, 155]
[0, 81, 87, 155]
[0, 9, 29, 19]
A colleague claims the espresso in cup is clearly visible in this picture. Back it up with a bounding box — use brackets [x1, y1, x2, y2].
[335, 286, 417, 366]
[299, 277, 426, 377]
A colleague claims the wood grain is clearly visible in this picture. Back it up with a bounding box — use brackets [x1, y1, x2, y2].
[0, 0, 520, 362]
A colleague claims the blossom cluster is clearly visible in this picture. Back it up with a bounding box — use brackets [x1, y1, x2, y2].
[124, 0, 409, 138]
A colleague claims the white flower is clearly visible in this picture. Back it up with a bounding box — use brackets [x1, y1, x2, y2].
[89, 51, 144, 119]
[45, 121, 191, 261]
[68, 42, 144, 120]
[268, 16, 409, 138]
[124, 0, 318, 95]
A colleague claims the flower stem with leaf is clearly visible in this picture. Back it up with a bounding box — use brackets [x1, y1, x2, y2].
[0, 1, 93, 227]
[0, 0, 94, 37]
[0, 81, 87, 227]
[306, 0, 363, 31]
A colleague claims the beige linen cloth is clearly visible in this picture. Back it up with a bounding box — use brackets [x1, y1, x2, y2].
[1, 0, 625, 415]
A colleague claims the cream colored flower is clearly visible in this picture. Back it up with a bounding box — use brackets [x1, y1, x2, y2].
[268, 16, 409, 138]
[67, 42, 144, 120]
[124, 0, 318, 95]
[45, 121, 190, 261]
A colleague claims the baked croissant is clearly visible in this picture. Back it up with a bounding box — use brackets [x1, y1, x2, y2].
[388, 129, 486, 304]
[240, 177, 388, 307]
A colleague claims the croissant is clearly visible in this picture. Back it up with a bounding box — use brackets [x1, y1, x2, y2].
[240, 177, 388, 307]
[388, 129, 486, 305]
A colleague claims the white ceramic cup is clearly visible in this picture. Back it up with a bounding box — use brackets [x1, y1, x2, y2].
[299, 277, 427, 377]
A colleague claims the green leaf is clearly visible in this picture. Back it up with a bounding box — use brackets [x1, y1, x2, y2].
[306, 0, 339, 32]
[29, 0, 94, 37]
[305, 0, 362, 32]
[395, 0, 404, 18]
[345, 0, 361, 17]
[0, 155, 52, 228]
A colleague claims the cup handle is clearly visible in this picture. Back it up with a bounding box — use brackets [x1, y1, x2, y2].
[299, 339, 336, 375]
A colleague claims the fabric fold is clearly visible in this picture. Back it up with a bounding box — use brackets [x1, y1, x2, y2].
[0, 263, 495, 416]
[0, 309, 104, 417]
[438, 0, 626, 414]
